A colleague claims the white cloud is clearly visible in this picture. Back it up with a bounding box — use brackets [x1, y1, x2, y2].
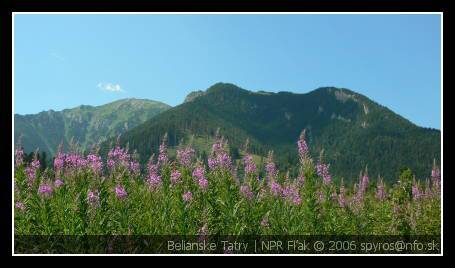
[97, 82, 124, 93]
[50, 51, 65, 61]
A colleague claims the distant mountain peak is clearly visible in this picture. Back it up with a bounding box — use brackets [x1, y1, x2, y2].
[206, 82, 248, 94]
[15, 98, 171, 155]
[100, 98, 171, 110]
[184, 83, 248, 103]
[184, 90, 206, 103]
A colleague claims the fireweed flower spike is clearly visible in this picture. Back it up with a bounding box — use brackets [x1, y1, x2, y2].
[54, 179, 64, 188]
[297, 129, 309, 161]
[208, 158, 217, 171]
[54, 143, 66, 175]
[87, 153, 103, 175]
[182, 191, 193, 203]
[26, 156, 41, 186]
[297, 129, 312, 184]
[15, 137, 25, 167]
[15, 201, 26, 211]
[176, 147, 195, 168]
[191, 166, 207, 191]
[282, 185, 302, 205]
[146, 154, 162, 190]
[412, 178, 422, 201]
[292, 194, 302, 206]
[107, 159, 115, 170]
[65, 153, 87, 170]
[243, 154, 257, 176]
[265, 151, 278, 183]
[87, 190, 100, 207]
[147, 154, 158, 176]
[25, 166, 36, 186]
[54, 152, 66, 175]
[107, 146, 131, 171]
[316, 162, 332, 185]
[270, 181, 282, 197]
[170, 170, 182, 185]
[115, 185, 128, 200]
[38, 183, 53, 197]
[198, 177, 209, 191]
[240, 184, 254, 200]
[208, 137, 233, 171]
[297, 174, 305, 187]
[376, 177, 386, 201]
[130, 160, 140, 176]
[282, 185, 297, 200]
[148, 173, 163, 190]
[354, 169, 369, 204]
[31, 158, 40, 171]
[211, 141, 223, 155]
[217, 151, 232, 171]
[15, 147, 24, 167]
[192, 166, 205, 181]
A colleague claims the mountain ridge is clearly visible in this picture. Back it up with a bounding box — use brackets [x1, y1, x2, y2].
[14, 83, 440, 182]
[14, 98, 171, 155]
[15, 98, 170, 116]
[110, 82, 440, 182]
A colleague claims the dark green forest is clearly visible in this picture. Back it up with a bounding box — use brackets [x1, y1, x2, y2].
[97, 83, 440, 183]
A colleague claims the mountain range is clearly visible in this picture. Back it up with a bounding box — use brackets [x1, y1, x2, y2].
[14, 98, 171, 155]
[14, 83, 441, 182]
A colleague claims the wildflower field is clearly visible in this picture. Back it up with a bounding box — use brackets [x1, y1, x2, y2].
[14, 130, 441, 237]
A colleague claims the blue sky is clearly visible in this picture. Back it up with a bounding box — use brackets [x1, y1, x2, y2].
[14, 14, 441, 129]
